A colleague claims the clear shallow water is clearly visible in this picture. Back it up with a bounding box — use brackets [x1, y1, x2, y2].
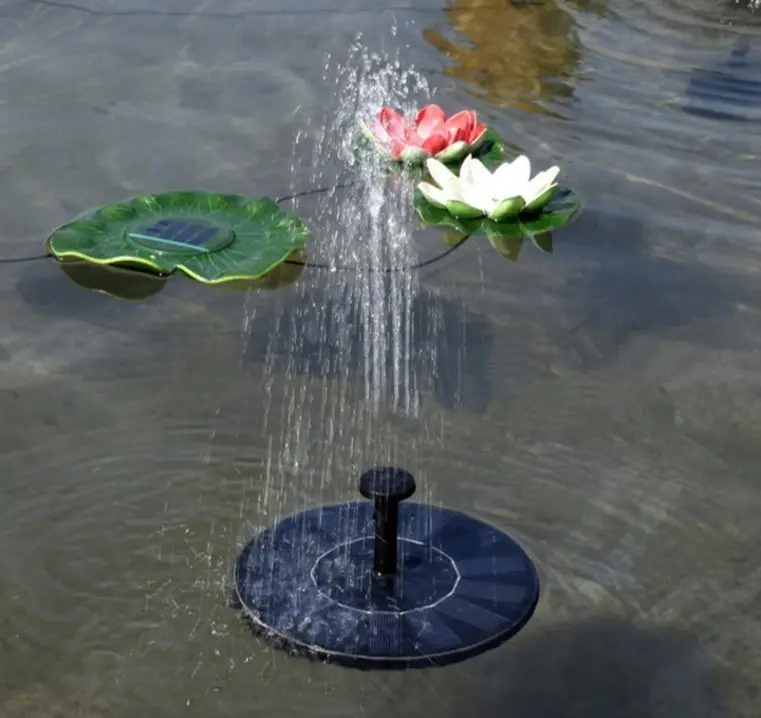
[1, 0, 761, 716]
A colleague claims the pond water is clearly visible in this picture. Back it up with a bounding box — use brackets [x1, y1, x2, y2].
[1, 0, 761, 716]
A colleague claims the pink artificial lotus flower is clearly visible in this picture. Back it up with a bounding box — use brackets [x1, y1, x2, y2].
[362, 104, 489, 165]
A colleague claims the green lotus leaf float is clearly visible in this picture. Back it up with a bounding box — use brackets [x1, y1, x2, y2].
[417, 154, 564, 221]
[475, 130, 507, 168]
[46, 191, 309, 285]
[414, 191, 484, 237]
[414, 184, 581, 260]
[212, 253, 306, 292]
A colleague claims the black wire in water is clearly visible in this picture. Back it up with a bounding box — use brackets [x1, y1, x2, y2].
[0, 181, 470, 269]
[274, 180, 358, 205]
[0, 253, 51, 264]
[283, 239, 467, 273]
[275, 180, 470, 273]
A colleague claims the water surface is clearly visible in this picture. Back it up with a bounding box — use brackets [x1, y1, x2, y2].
[1, 0, 760, 716]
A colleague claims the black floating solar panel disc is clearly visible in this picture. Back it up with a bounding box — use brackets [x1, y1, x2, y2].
[234, 501, 540, 670]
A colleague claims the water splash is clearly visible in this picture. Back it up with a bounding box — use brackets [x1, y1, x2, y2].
[290, 38, 433, 411]
[252, 38, 441, 501]
[737, 0, 761, 11]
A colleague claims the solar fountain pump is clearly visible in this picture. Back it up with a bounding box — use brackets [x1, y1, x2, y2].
[234, 465, 540, 669]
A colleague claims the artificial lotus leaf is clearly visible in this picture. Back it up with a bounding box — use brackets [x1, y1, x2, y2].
[47, 191, 309, 285]
[213, 253, 306, 293]
[415, 186, 581, 261]
[516, 186, 582, 227]
[523, 185, 557, 214]
[472, 127, 506, 168]
[414, 192, 483, 236]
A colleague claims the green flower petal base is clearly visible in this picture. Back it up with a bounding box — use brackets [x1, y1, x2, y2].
[414, 186, 582, 261]
[46, 191, 309, 285]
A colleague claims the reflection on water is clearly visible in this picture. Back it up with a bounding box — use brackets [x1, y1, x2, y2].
[15, 257, 305, 332]
[245, 282, 494, 414]
[14, 260, 159, 330]
[56, 260, 168, 301]
[618, 0, 761, 34]
[423, 0, 606, 116]
[443, 617, 728, 718]
[553, 206, 761, 370]
[682, 39, 761, 122]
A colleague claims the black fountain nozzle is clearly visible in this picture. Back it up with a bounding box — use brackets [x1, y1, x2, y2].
[359, 466, 416, 576]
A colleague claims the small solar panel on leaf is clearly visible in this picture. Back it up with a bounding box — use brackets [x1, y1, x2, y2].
[141, 220, 217, 247]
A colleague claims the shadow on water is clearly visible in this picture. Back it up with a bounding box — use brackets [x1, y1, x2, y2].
[440, 616, 730, 718]
[681, 37, 761, 122]
[422, 0, 608, 116]
[553, 206, 761, 368]
[14, 255, 306, 335]
[13, 259, 160, 329]
[244, 281, 495, 413]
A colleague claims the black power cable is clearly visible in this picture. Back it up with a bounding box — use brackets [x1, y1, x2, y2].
[0, 181, 469, 272]
[276, 180, 469, 272]
[0, 253, 51, 264]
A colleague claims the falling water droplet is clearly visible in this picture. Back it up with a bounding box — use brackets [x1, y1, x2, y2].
[244, 37, 443, 522]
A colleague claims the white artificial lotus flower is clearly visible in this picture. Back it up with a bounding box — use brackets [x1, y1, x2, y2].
[417, 154, 560, 222]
